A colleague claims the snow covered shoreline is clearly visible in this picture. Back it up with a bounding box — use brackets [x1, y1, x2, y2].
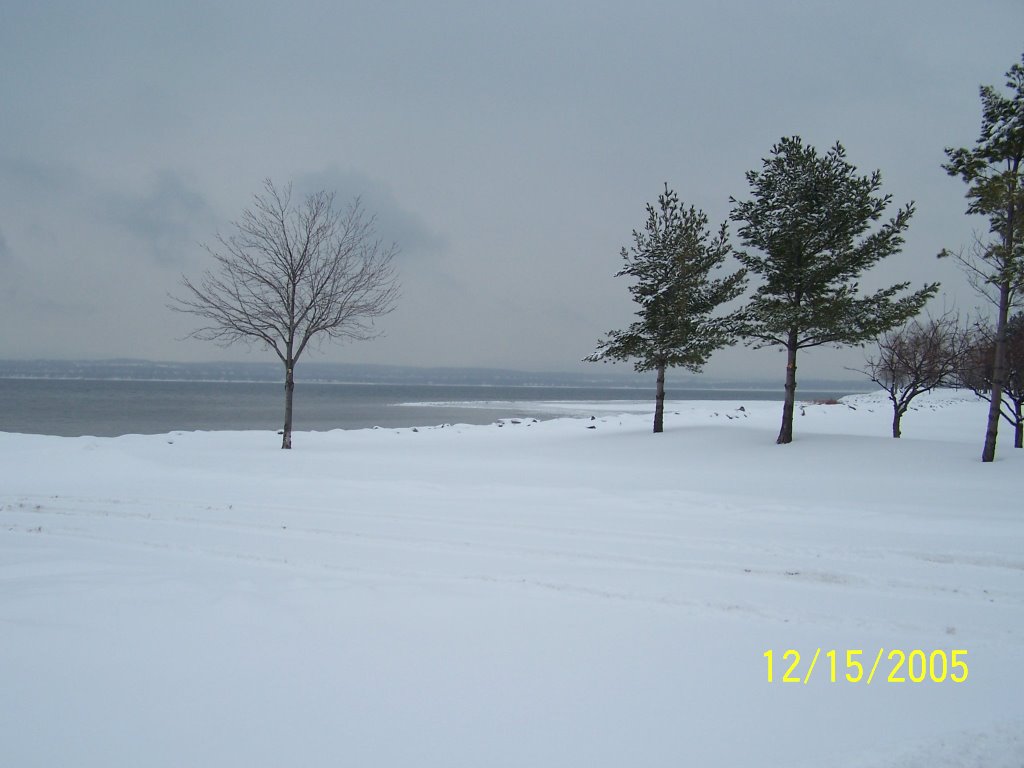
[2, 391, 1022, 766]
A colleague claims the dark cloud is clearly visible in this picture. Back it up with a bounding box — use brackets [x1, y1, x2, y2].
[114, 171, 219, 267]
[0, 156, 217, 268]
[293, 168, 447, 261]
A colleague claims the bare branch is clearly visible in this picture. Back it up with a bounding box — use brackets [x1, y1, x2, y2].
[854, 308, 971, 437]
[959, 313, 1024, 442]
[169, 179, 400, 448]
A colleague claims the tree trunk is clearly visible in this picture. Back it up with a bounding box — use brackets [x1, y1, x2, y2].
[892, 407, 903, 439]
[282, 363, 294, 450]
[1015, 401, 1023, 449]
[777, 335, 798, 444]
[982, 161, 1018, 462]
[653, 362, 666, 433]
[982, 282, 1010, 462]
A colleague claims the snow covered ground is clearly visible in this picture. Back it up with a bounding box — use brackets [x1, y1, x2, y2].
[1, 390, 1021, 767]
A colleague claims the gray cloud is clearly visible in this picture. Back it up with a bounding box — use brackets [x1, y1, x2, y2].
[0, 2, 1022, 376]
[113, 171, 219, 267]
[0, 155, 81, 197]
[293, 168, 447, 261]
[0, 157, 217, 268]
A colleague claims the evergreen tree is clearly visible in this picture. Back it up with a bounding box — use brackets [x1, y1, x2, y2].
[586, 184, 746, 433]
[731, 137, 938, 444]
[943, 52, 1024, 462]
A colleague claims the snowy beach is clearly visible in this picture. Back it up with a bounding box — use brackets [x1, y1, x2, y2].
[1, 391, 1022, 766]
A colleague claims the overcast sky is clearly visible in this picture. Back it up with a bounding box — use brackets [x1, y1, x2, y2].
[2, 1, 1022, 380]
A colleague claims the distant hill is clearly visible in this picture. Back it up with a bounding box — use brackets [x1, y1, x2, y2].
[0, 358, 869, 391]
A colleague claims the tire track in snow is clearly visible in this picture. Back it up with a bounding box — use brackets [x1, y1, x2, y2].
[5, 495, 1021, 634]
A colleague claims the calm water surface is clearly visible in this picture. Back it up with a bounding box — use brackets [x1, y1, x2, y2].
[0, 378, 866, 437]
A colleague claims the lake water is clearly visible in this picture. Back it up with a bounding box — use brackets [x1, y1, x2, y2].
[0, 378, 868, 437]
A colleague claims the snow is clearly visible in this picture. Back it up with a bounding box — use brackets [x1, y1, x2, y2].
[1, 390, 1021, 767]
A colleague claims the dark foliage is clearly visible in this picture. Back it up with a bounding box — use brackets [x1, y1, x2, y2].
[587, 184, 746, 432]
[731, 137, 938, 444]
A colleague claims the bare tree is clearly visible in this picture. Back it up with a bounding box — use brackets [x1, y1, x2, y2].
[857, 311, 969, 438]
[172, 179, 399, 449]
[960, 313, 1024, 448]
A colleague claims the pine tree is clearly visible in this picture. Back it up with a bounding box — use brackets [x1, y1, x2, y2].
[943, 52, 1024, 462]
[731, 137, 938, 444]
[587, 184, 746, 433]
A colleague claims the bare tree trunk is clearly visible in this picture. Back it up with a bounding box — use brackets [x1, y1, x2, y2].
[170, 180, 399, 451]
[1015, 401, 1023, 449]
[892, 407, 903, 439]
[982, 282, 1010, 462]
[653, 362, 666, 433]
[777, 334, 798, 444]
[282, 364, 294, 450]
